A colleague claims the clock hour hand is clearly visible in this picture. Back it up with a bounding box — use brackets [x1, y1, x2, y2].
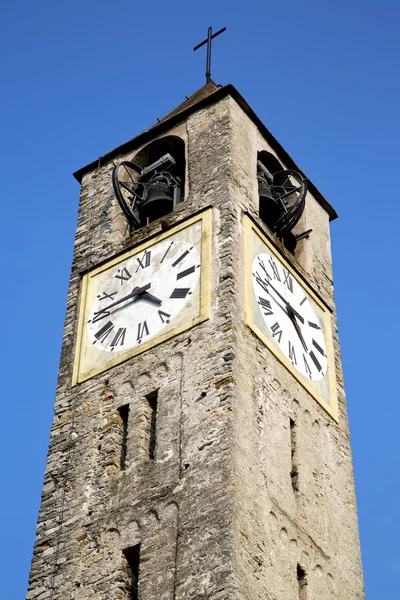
[265, 280, 305, 324]
[286, 304, 304, 324]
[287, 306, 308, 352]
[139, 291, 162, 305]
[133, 283, 152, 296]
[103, 283, 151, 311]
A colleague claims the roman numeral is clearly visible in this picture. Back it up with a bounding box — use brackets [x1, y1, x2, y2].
[309, 350, 322, 372]
[115, 267, 132, 285]
[303, 354, 312, 378]
[257, 258, 272, 281]
[288, 341, 297, 365]
[258, 297, 273, 315]
[283, 270, 293, 292]
[110, 327, 126, 350]
[170, 288, 190, 299]
[172, 248, 192, 267]
[136, 251, 151, 271]
[160, 241, 174, 263]
[158, 310, 171, 323]
[137, 321, 149, 343]
[308, 321, 321, 330]
[300, 296, 307, 306]
[268, 258, 281, 281]
[90, 308, 111, 324]
[177, 265, 196, 280]
[271, 322, 283, 343]
[312, 338, 326, 357]
[97, 291, 117, 302]
[254, 272, 270, 294]
[93, 320, 114, 343]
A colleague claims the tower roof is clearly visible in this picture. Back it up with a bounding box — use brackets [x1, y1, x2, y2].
[73, 83, 337, 221]
[157, 80, 220, 123]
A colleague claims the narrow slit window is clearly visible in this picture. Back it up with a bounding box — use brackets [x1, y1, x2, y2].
[290, 418, 299, 492]
[118, 404, 129, 471]
[297, 564, 308, 600]
[146, 391, 158, 460]
[123, 544, 140, 600]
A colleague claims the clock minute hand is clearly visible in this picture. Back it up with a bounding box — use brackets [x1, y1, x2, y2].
[287, 304, 304, 324]
[140, 291, 162, 306]
[287, 306, 308, 353]
[103, 283, 151, 311]
[266, 280, 305, 324]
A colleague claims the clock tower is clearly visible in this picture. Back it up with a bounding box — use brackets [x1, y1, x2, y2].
[27, 81, 365, 599]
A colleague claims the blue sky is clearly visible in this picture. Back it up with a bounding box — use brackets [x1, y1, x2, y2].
[1, 1, 399, 597]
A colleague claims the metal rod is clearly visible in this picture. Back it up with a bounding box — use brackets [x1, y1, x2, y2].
[193, 26, 226, 82]
[206, 27, 212, 82]
[193, 27, 226, 51]
[295, 229, 313, 242]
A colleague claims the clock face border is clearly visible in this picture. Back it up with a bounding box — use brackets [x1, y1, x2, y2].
[244, 215, 338, 421]
[72, 209, 212, 385]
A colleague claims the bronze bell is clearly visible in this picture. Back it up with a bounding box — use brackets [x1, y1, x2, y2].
[258, 179, 283, 228]
[140, 181, 174, 223]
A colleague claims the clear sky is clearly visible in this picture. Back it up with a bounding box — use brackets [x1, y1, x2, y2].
[1, 1, 399, 598]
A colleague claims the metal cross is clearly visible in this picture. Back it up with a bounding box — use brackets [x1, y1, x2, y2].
[194, 26, 226, 83]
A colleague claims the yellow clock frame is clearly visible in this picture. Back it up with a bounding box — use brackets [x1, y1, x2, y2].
[244, 214, 338, 421]
[72, 209, 212, 385]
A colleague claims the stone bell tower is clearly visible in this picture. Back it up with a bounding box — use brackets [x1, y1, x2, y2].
[27, 81, 365, 599]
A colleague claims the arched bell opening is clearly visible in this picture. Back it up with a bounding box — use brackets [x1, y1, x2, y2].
[112, 136, 185, 231]
[257, 151, 308, 253]
[257, 151, 286, 228]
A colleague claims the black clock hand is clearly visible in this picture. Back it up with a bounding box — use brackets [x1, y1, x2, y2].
[139, 291, 162, 305]
[287, 305, 304, 324]
[112, 286, 162, 314]
[135, 283, 151, 294]
[102, 283, 151, 311]
[287, 306, 308, 352]
[265, 279, 305, 324]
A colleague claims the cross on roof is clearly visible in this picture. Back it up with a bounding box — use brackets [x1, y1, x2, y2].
[194, 26, 226, 83]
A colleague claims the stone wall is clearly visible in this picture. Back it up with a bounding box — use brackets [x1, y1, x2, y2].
[227, 96, 364, 599]
[27, 92, 364, 600]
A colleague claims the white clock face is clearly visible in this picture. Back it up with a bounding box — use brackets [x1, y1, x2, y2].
[86, 239, 201, 353]
[252, 251, 328, 381]
[73, 210, 211, 385]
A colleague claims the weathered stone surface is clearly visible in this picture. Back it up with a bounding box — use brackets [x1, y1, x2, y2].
[26, 88, 364, 599]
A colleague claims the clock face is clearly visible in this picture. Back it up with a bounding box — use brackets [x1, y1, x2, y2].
[73, 210, 211, 384]
[252, 251, 328, 381]
[87, 239, 201, 353]
[245, 215, 338, 420]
